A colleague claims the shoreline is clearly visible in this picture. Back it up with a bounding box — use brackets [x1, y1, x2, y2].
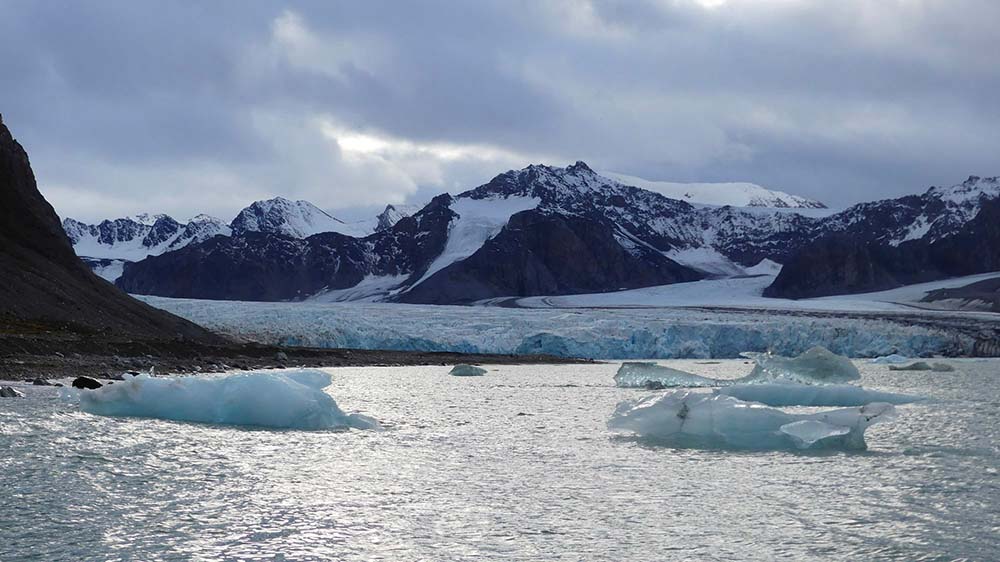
[0, 319, 591, 381]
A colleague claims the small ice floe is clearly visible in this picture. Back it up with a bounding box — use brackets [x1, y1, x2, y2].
[614, 346, 860, 389]
[888, 361, 955, 372]
[716, 383, 921, 407]
[449, 364, 488, 376]
[608, 390, 896, 451]
[870, 354, 910, 365]
[72, 369, 379, 431]
[1, 386, 25, 398]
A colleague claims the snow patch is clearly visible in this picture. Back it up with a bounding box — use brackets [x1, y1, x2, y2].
[605, 171, 826, 209]
[410, 195, 540, 288]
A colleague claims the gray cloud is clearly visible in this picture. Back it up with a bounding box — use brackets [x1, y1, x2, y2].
[0, 0, 996, 221]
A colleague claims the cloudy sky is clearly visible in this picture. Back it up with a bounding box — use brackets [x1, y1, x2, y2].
[1, 0, 997, 222]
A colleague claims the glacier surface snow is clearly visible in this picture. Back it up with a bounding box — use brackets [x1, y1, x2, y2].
[72, 370, 379, 431]
[141, 297, 969, 360]
[608, 391, 896, 450]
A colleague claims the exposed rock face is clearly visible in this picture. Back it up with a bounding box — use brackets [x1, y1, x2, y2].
[766, 198, 1000, 298]
[0, 113, 219, 341]
[399, 210, 700, 304]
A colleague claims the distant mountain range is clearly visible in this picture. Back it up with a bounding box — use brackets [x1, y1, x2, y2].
[63, 164, 1000, 304]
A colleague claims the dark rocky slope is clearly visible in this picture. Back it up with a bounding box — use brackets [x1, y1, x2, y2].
[0, 113, 218, 341]
[765, 198, 1000, 298]
[400, 210, 700, 304]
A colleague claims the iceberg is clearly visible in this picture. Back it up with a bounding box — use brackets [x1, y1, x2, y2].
[614, 346, 861, 389]
[870, 354, 910, 365]
[614, 362, 722, 388]
[740, 346, 861, 384]
[74, 370, 380, 431]
[449, 364, 488, 376]
[716, 383, 921, 407]
[888, 361, 955, 372]
[608, 391, 896, 450]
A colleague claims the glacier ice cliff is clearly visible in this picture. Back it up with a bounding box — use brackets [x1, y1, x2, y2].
[72, 370, 380, 431]
[608, 391, 896, 450]
[140, 297, 971, 360]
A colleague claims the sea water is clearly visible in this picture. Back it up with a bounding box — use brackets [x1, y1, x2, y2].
[1, 360, 997, 561]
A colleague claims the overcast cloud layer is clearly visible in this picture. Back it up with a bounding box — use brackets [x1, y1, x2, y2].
[1, 0, 997, 222]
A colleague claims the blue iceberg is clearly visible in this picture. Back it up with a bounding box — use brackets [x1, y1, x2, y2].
[614, 346, 861, 389]
[609, 391, 896, 450]
[716, 383, 921, 407]
[75, 370, 380, 431]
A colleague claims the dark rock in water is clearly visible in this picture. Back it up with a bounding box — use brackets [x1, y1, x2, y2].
[0, 114, 220, 342]
[31, 377, 54, 386]
[1, 386, 24, 397]
[72, 376, 103, 390]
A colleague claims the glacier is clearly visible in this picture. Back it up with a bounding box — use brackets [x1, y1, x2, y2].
[608, 391, 896, 450]
[140, 296, 970, 360]
[614, 346, 860, 388]
[71, 370, 380, 431]
[715, 383, 921, 407]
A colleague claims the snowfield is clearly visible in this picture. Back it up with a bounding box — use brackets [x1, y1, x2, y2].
[515, 270, 1000, 312]
[140, 295, 974, 360]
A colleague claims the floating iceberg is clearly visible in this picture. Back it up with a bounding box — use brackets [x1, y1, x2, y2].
[716, 383, 921, 407]
[614, 346, 861, 389]
[888, 361, 955, 372]
[449, 364, 488, 376]
[614, 362, 722, 388]
[870, 354, 910, 365]
[608, 391, 896, 450]
[75, 370, 380, 431]
[740, 346, 861, 384]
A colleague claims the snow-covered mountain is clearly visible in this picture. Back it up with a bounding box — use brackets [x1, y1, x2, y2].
[112, 164, 1000, 304]
[63, 198, 374, 280]
[374, 203, 421, 232]
[605, 172, 827, 209]
[116, 162, 823, 302]
[766, 176, 1000, 298]
[64, 213, 231, 260]
[229, 197, 367, 238]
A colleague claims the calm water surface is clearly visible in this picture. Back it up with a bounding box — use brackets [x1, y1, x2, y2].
[1, 360, 998, 561]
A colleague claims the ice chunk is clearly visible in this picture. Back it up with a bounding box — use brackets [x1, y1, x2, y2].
[614, 362, 722, 388]
[888, 361, 955, 372]
[615, 347, 861, 389]
[870, 354, 910, 364]
[717, 383, 921, 406]
[608, 391, 895, 450]
[740, 346, 861, 385]
[449, 364, 488, 376]
[779, 420, 850, 448]
[75, 370, 379, 431]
